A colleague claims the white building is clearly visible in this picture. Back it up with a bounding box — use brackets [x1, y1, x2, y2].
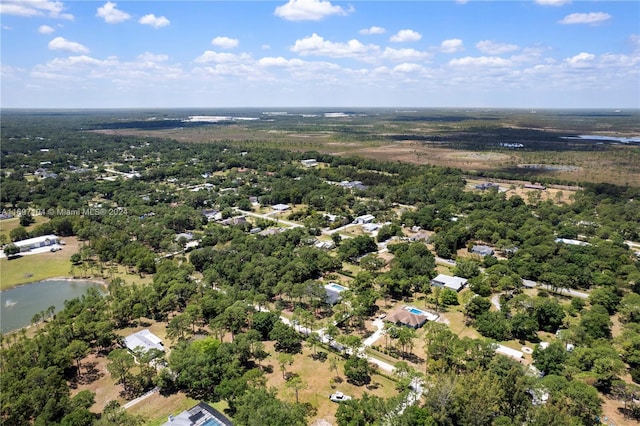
[301, 159, 318, 167]
[13, 235, 59, 253]
[354, 214, 375, 224]
[124, 329, 164, 354]
[431, 274, 468, 292]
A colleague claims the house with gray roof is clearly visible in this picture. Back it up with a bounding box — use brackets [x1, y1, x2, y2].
[431, 274, 468, 292]
[124, 329, 164, 354]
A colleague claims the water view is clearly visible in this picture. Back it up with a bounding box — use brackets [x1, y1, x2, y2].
[1, 279, 106, 333]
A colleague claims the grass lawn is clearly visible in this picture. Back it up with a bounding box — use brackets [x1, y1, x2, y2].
[130, 393, 200, 426]
[0, 236, 81, 289]
[0, 216, 50, 242]
[262, 342, 400, 425]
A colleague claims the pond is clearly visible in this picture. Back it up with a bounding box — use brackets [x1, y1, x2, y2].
[1, 279, 106, 333]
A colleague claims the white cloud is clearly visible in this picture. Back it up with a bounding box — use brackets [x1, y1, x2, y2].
[392, 63, 424, 73]
[449, 56, 512, 67]
[559, 12, 611, 25]
[565, 52, 595, 67]
[211, 36, 239, 49]
[290, 33, 379, 60]
[137, 52, 169, 63]
[360, 26, 386, 35]
[382, 47, 431, 62]
[390, 29, 422, 43]
[96, 2, 130, 24]
[38, 25, 55, 34]
[139, 14, 170, 28]
[274, 0, 351, 21]
[194, 51, 252, 64]
[440, 39, 464, 53]
[476, 40, 519, 55]
[48, 36, 89, 54]
[0, 0, 73, 20]
[536, 0, 571, 6]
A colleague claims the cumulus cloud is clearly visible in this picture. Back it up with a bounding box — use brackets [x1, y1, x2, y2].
[96, 2, 130, 24]
[393, 63, 424, 73]
[390, 29, 422, 43]
[360, 26, 386, 35]
[38, 25, 55, 34]
[559, 12, 611, 25]
[476, 40, 519, 55]
[382, 47, 431, 62]
[565, 52, 596, 67]
[449, 56, 512, 67]
[194, 50, 252, 64]
[291, 33, 379, 60]
[0, 0, 73, 20]
[536, 0, 571, 6]
[48, 36, 89, 54]
[137, 52, 169, 63]
[139, 14, 170, 28]
[274, 0, 351, 21]
[211, 36, 239, 49]
[440, 39, 464, 53]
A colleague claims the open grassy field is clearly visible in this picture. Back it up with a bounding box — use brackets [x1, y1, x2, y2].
[89, 109, 640, 187]
[0, 236, 81, 290]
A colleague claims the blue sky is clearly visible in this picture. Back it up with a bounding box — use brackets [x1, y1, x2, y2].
[1, 0, 639, 108]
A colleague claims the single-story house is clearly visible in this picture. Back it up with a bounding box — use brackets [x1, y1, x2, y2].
[124, 329, 164, 354]
[324, 283, 348, 305]
[202, 209, 219, 221]
[14, 235, 59, 253]
[272, 203, 290, 212]
[163, 402, 233, 426]
[431, 274, 468, 292]
[362, 223, 381, 233]
[385, 309, 428, 329]
[175, 233, 194, 242]
[471, 244, 494, 257]
[219, 216, 247, 226]
[494, 344, 523, 360]
[315, 240, 335, 250]
[554, 238, 590, 247]
[409, 232, 431, 243]
[353, 214, 375, 224]
[301, 159, 318, 167]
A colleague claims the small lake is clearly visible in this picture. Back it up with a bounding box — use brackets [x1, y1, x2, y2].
[1, 279, 106, 333]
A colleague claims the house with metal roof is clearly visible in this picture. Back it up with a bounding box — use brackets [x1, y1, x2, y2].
[431, 274, 468, 292]
[124, 329, 164, 354]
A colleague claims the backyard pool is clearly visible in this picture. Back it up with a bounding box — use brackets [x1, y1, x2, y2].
[327, 283, 347, 291]
[404, 305, 439, 321]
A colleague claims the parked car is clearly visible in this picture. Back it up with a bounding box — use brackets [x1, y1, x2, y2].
[329, 391, 352, 402]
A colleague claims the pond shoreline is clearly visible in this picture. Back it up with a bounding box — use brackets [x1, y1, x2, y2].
[0, 275, 109, 292]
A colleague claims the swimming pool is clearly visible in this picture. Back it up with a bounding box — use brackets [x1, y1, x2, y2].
[404, 306, 439, 321]
[328, 283, 347, 291]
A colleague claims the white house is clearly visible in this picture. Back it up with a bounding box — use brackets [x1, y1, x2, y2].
[431, 274, 468, 292]
[13, 235, 59, 253]
[354, 214, 375, 224]
[301, 159, 318, 167]
[272, 203, 290, 212]
[124, 329, 164, 354]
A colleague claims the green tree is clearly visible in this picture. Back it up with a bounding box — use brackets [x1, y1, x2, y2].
[3, 243, 20, 257]
[344, 356, 371, 386]
[67, 340, 89, 377]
